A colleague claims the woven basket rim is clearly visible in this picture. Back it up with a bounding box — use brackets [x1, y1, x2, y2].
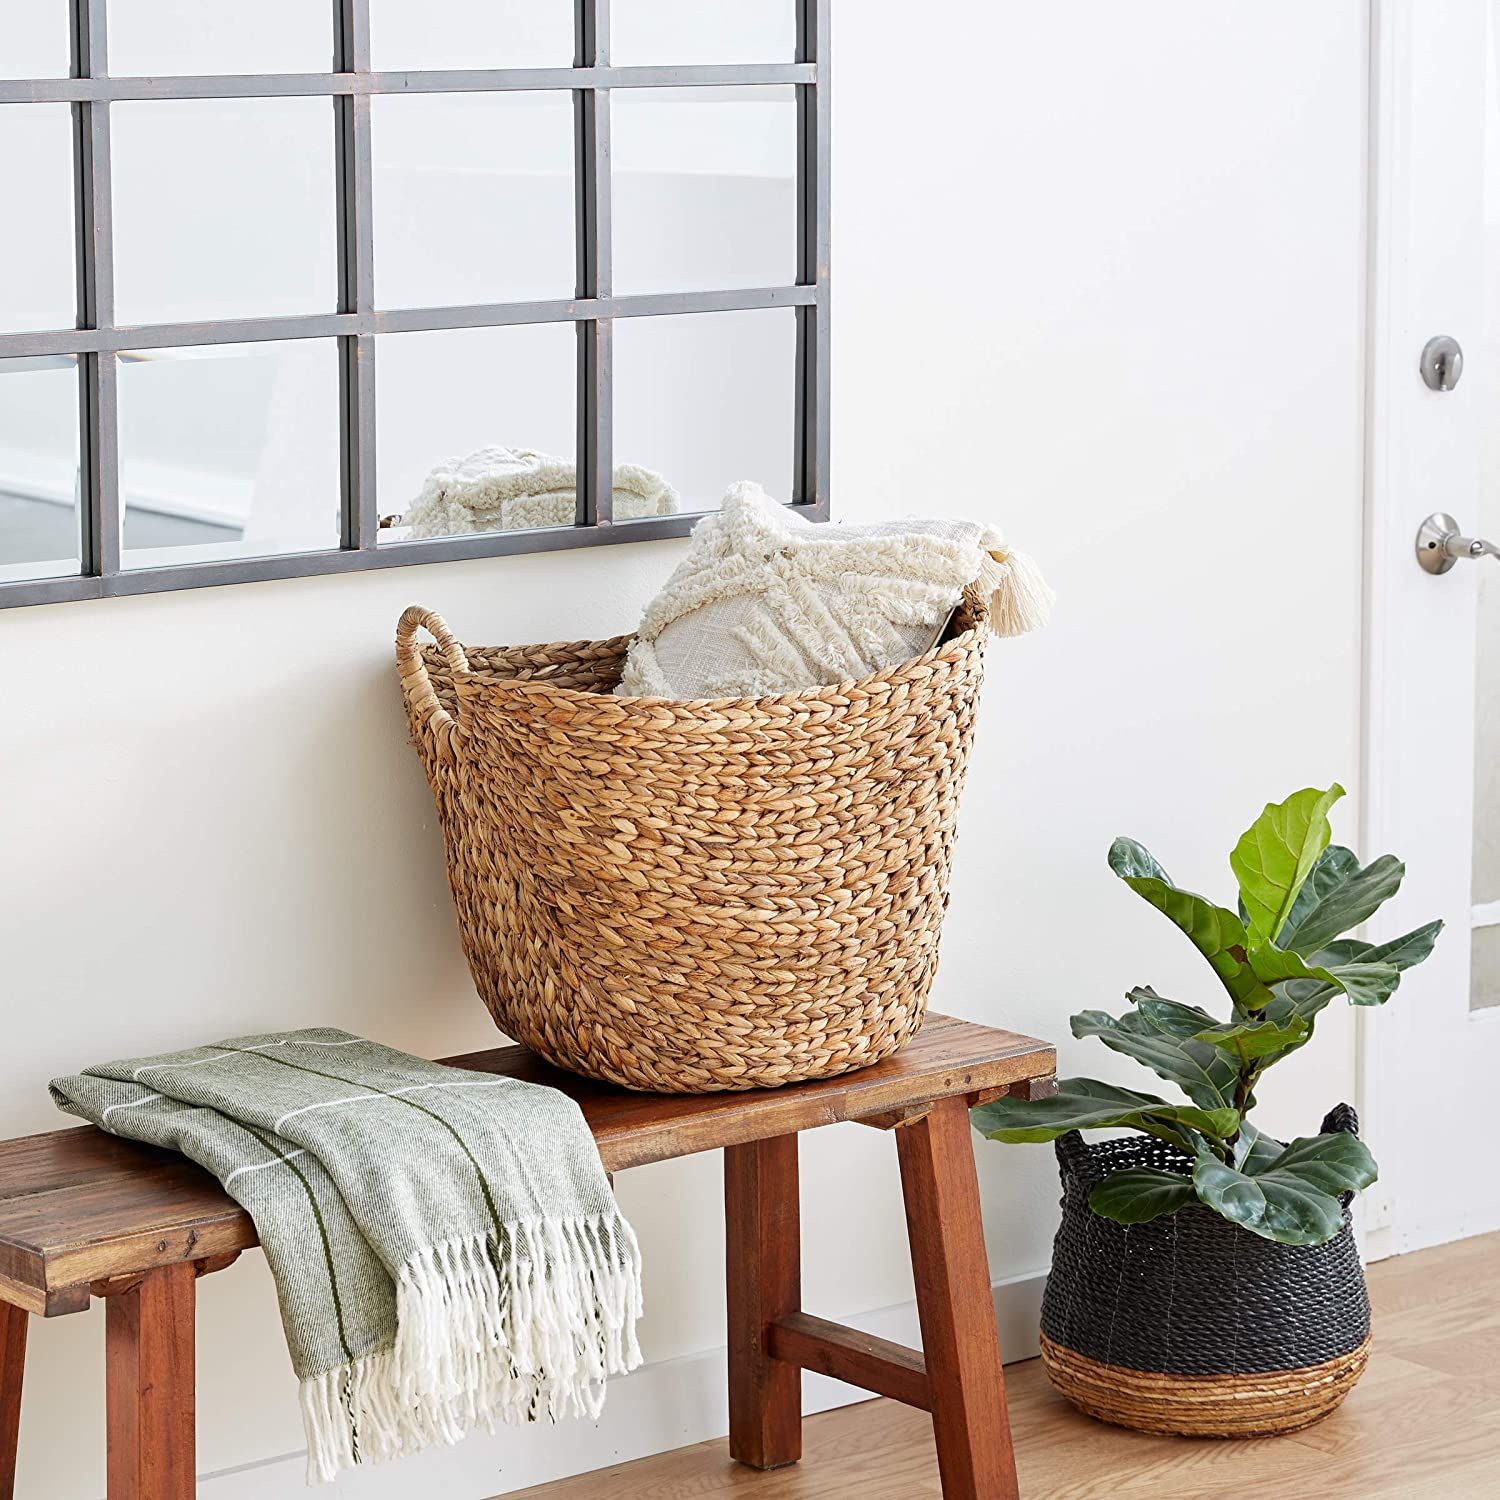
[426, 601, 990, 714]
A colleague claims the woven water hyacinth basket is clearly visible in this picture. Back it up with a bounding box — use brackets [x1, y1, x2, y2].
[395, 589, 989, 1094]
[1039, 1106, 1372, 1438]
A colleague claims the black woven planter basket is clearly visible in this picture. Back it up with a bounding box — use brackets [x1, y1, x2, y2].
[1039, 1104, 1372, 1437]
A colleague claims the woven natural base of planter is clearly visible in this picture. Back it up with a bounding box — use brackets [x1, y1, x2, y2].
[1039, 1331, 1372, 1438]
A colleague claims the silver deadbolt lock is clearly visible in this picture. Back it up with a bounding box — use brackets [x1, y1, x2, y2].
[1419, 335, 1463, 392]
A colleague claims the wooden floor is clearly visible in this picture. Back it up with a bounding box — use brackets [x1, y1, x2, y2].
[507, 1232, 1500, 1500]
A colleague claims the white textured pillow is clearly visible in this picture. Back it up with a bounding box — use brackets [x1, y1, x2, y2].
[404, 446, 677, 537]
[617, 482, 1051, 699]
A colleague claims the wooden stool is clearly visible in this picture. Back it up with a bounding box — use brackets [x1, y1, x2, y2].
[0, 1013, 1054, 1499]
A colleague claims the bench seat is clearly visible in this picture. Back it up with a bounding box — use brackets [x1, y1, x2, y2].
[0, 1013, 1051, 1318]
[0, 1013, 1055, 1499]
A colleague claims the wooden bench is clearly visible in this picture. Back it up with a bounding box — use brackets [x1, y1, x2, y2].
[0, 1013, 1054, 1500]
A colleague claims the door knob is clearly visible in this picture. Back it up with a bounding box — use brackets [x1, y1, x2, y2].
[1415, 512, 1500, 574]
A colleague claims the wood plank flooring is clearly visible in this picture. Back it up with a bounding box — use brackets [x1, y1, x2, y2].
[505, 1231, 1500, 1500]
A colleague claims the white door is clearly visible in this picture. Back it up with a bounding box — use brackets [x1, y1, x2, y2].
[1365, 0, 1500, 1254]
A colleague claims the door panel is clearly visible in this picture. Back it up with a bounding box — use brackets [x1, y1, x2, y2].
[1367, 0, 1500, 1251]
[1475, 33, 1500, 1002]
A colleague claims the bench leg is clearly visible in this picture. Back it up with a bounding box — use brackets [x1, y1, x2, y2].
[725, 1133, 802, 1470]
[0, 1302, 24, 1500]
[106, 1263, 196, 1500]
[897, 1097, 1020, 1500]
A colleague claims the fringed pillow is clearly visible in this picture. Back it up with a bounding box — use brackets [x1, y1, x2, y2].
[616, 481, 1052, 699]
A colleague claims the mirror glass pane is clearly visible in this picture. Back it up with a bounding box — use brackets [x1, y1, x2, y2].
[0, 5, 71, 78]
[368, 0, 572, 71]
[119, 341, 341, 569]
[613, 87, 798, 295]
[372, 93, 575, 310]
[612, 2, 795, 65]
[107, 0, 333, 77]
[1473, 926, 1500, 1014]
[613, 308, 795, 515]
[0, 105, 77, 334]
[376, 324, 578, 541]
[0, 357, 80, 583]
[112, 98, 337, 325]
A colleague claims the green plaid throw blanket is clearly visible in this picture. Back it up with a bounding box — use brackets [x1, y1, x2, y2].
[51, 1029, 643, 1483]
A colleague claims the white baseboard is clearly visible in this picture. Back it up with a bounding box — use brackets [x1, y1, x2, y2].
[197, 1271, 1047, 1500]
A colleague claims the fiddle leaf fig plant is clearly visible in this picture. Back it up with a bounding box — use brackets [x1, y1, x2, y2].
[973, 785, 1442, 1246]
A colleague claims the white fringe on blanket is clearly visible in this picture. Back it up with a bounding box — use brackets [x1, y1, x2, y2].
[301, 1215, 644, 1484]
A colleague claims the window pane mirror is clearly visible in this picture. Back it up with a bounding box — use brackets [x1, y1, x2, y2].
[0, 4, 72, 79]
[106, 0, 333, 78]
[376, 323, 579, 541]
[372, 93, 576, 310]
[612, 2, 796, 65]
[368, 0, 572, 71]
[0, 105, 77, 334]
[0, 3, 828, 607]
[0, 357, 81, 583]
[111, 98, 337, 325]
[119, 341, 342, 569]
[613, 308, 796, 515]
[613, 87, 799, 295]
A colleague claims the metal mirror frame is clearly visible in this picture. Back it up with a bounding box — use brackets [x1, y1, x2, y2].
[0, 0, 829, 607]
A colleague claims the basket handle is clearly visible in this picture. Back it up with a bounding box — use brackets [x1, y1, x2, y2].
[396, 605, 470, 744]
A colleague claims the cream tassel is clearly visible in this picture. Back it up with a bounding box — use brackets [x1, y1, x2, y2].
[979, 545, 1054, 637]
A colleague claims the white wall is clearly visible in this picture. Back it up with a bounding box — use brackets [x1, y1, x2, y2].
[0, 2, 1370, 1495]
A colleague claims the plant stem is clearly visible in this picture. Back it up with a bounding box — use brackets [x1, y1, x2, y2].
[1223, 1068, 1258, 1163]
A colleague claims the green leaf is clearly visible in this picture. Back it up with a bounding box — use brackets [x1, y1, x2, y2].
[1277, 975, 1342, 1024]
[1278, 853, 1405, 955]
[1230, 784, 1345, 944]
[1191, 1152, 1348, 1246]
[1232, 1121, 1285, 1173]
[1088, 1168, 1197, 1225]
[1190, 1129, 1375, 1245]
[1277, 922, 1442, 1024]
[1259, 1132, 1378, 1196]
[1072, 1007, 1237, 1110]
[1316, 920, 1444, 975]
[1109, 840, 1272, 1012]
[1278, 845, 1359, 945]
[1109, 839, 1172, 883]
[1128, 990, 1222, 1037]
[1192, 1013, 1310, 1064]
[1251, 942, 1402, 1008]
[970, 1078, 1240, 1154]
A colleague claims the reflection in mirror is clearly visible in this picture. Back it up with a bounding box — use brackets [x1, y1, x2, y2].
[107, 0, 332, 78]
[112, 98, 337, 326]
[613, 88, 798, 296]
[612, 2, 795, 65]
[119, 341, 341, 570]
[0, 357, 80, 583]
[368, 0, 571, 71]
[613, 308, 795, 515]
[1, 5, 71, 79]
[1476, 927, 1500, 1013]
[372, 93, 575, 310]
[378, 323, 600, 541]
[0, 105, 78, 334]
